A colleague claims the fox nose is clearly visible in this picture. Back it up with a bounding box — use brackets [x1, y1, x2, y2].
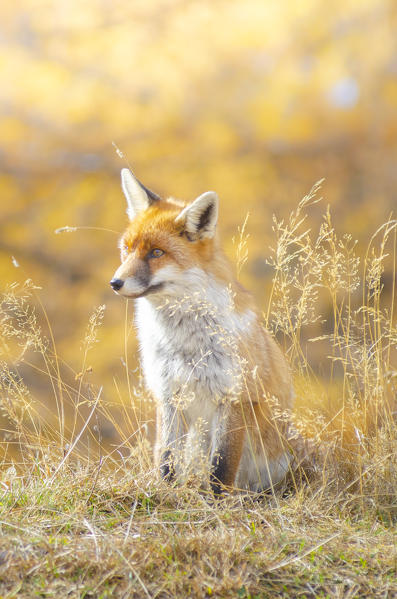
[110, 278, 124, 291]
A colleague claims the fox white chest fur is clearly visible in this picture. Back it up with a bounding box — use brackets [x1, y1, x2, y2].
[111, 168, 297, 494]
[136, 271, 254, 404]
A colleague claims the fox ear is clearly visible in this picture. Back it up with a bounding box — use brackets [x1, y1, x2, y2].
[175, 191, 219, 240]
[120, 168, 160, 220]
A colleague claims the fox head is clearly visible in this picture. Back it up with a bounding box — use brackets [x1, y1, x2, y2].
[110, 169, 220, 299]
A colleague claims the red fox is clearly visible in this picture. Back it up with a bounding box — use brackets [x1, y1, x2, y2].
[110, 168, 299, 494]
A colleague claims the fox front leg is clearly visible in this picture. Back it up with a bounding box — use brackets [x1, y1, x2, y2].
[157, 401, 184, 482]
[210, 404, 245, 496]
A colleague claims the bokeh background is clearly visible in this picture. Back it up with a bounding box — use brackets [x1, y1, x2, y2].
[1, 0, 396, 450]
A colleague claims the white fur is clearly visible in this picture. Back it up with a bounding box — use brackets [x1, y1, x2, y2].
[136, 267, 255, 402]
[150, 265, 183, 288]
[136, 269, 251, 406]
[120, 278, 147, 297]
[135, 267, 269, 483]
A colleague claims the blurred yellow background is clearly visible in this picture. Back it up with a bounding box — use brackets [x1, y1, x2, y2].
[1, 0, 396, 450]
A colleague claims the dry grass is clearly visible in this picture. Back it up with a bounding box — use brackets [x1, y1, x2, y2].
[0, 184, 396, 598]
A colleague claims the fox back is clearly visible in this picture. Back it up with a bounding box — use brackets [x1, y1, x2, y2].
[111, 169, 297, 494]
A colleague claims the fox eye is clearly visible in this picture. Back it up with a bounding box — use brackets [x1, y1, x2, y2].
[149, 248, 164, 258]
